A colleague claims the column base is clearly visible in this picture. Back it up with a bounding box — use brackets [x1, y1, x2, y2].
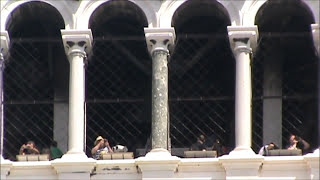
[219, 152, 263, 179]
[228, 146, 257, 157]
[0, 155, 12, 180]
[312, 148, 319, 155]
[304, 148, 319, 180]
[135, 148, 180, 179]
[51, 151, 96, 179]
[60, 150, 88, 161]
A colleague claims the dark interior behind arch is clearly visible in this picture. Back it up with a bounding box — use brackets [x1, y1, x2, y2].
[253, 0, 318, 151]
[3, 1, 68, 160]
[86, 0, 151, 157]
[169, 0, 235, 152]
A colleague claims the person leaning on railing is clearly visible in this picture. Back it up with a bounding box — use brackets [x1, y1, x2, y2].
[19, 141, 40, 155]
[287, 134, 310, 154]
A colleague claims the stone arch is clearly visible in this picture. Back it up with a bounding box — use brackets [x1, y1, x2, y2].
[1, 0, 72, 31]
[244, 0, 318, 26]
[171, 0, 231, 33]
[168, 0, 236, 151]
[85, 0, 152, 156]
[159, 0, 240, 27]
[3, 0, 70, 159]
[253, 0, 318, 150]
[76, 0, 156, 29]
[88, 0, 148, 36]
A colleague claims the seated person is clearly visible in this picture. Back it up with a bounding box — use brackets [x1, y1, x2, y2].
[287, 134, 310, 154]
[50, 140, 63, 160]
[191, 134, 208, 151]
[19, 141, 40, 155]
[91, 136, 113, 160]
[258, 142, 279, 156]
[212, 139, 223, 156]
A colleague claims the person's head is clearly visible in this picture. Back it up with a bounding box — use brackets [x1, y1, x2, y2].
[94, 136, 105, 148]
[51, 141, 58, 147]
[289, 134, 299, 144]
[26, 141, 35, 148]
[197, 134, 206, 143]
[267, 142, 278, 150]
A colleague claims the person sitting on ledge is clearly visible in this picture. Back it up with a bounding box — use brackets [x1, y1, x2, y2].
[91, 136, 113, 160]
[19, 140, 40, 155]
[50, 140, 63, 160]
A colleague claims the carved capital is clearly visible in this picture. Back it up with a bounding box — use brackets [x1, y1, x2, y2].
[0, 31, 10, 59]
[0, 31, 10, 70]
[144, 28, 175, 55]
[61, 29, 93, 58]
[311, 24, 319, 55]
[228, 26, 258, 55]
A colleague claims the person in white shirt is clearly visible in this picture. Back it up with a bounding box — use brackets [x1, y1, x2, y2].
[258, 142, 278, 156]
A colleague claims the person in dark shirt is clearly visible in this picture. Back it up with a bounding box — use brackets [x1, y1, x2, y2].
[191, 134, 208, 151]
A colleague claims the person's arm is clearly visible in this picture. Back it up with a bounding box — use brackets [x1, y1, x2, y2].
[31, 147, 40, 154]
[91, 142, 102, 155]
[19, 144, 26, 155]
[300, 138, 310, 150]
[105, 140, 113, 153]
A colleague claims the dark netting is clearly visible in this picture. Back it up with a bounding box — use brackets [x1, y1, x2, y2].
[3, 33, 318, 160]
[281, 39, 318, 148]
[254, 31, 319, 151]
[3, 38, 60, 160]
[85, 36, 152, 157]
[169, 34, 235, 153]
[252, 54, 263, 152]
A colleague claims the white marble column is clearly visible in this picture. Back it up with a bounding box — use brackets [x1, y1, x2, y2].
[227, 26, 258, 155]
[60, 29, 92, 159]
[311, 24, 319, 154]
[52, 30, 95, 180]
[0, 31, 12, 179]
[220, 26, 263, 180]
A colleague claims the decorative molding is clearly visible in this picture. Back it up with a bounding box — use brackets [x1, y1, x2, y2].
[135, 148, 180, 178]
[51, 157, 96, 174]
[227, 26, 258, 54]
[219, 155, 264, 178]
[61, 29, 93, 57]
[144, 28, 175, 55]
[0, 158, 12, 180]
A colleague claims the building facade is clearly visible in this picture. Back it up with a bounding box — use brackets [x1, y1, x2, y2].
[0, 0, 319, 179]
